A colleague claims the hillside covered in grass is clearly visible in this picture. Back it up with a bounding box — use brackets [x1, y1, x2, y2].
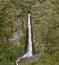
[0, 0, 59, 65]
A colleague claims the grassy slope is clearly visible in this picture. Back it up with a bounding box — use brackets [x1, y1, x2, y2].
[28, 0, 59, 65]
[0, 0, 25, 65]
[0, 0, 59, 65]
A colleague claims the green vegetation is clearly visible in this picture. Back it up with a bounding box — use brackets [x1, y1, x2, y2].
[0, 0, 59, 65]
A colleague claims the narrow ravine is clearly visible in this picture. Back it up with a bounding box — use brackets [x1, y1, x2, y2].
[15, 12, 33, 65]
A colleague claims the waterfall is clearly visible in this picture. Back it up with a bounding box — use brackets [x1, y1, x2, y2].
[27, 13, 33, 57]
[15, 12, 33, 65]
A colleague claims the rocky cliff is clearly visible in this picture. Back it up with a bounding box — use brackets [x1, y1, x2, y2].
[0, 0, 59, 65]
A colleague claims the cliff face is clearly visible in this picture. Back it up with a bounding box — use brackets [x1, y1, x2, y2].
[0, 0, 59, 65]
[0, 1, 25, 65]
[0, 1, 22, 45]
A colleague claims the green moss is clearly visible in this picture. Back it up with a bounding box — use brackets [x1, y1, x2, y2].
[0, 0, 59, 65]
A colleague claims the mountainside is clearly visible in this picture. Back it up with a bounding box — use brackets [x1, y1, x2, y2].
[0, 0, 59, 65]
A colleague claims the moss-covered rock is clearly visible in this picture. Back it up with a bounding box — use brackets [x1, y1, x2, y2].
[0, 0, 59, 65]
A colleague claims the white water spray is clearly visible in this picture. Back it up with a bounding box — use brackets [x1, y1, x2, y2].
[16, 13, 33, 65]
[27, 13, 33, 57]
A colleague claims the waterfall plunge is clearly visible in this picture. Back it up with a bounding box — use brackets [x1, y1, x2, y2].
[16, 13, 33, 65]
[27, 13, 33, 57]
